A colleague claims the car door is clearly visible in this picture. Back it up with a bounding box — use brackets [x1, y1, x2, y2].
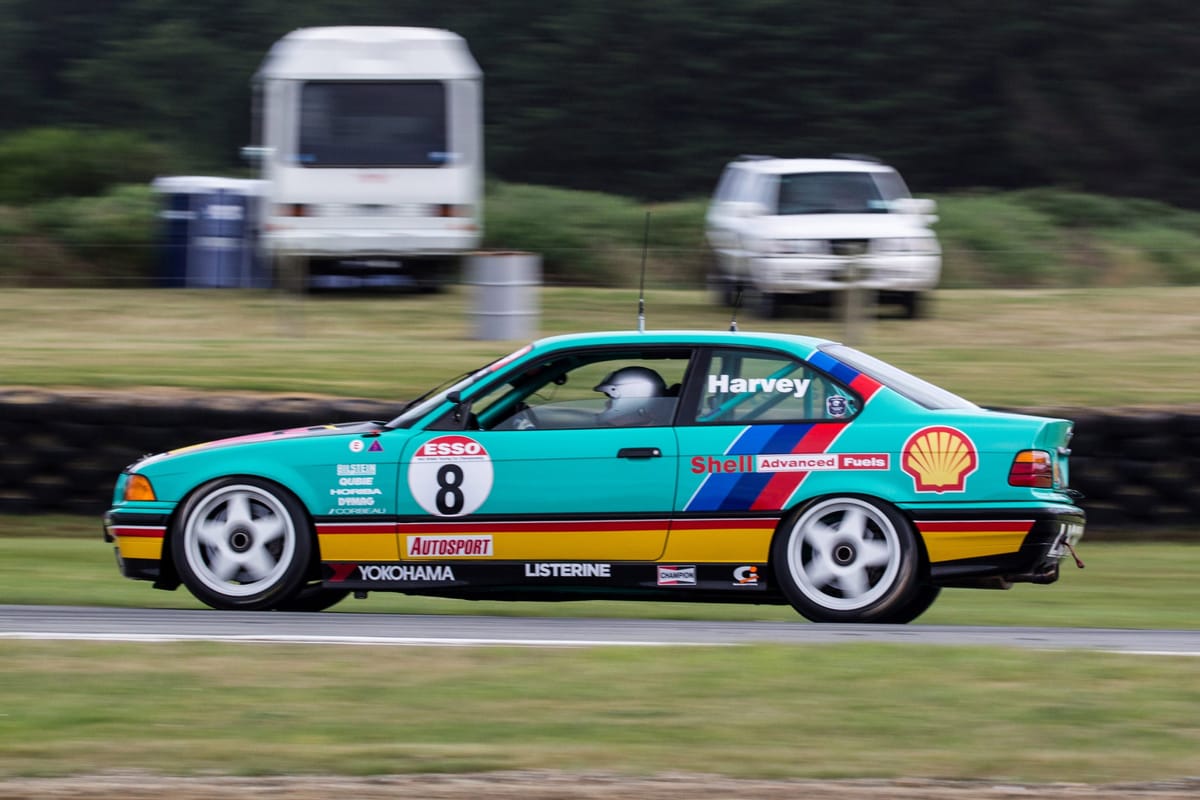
[667, 346, 865, 565]
[396, 349, 690, 562]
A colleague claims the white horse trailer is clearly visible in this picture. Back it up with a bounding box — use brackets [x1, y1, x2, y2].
[246, 27, 483, 289]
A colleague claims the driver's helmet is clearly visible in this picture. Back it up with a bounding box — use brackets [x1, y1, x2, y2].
[593, 366, 667, 425]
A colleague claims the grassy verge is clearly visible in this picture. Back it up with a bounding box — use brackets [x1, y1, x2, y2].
[3, 517, 1198, 630]
[1, 640, 1198, 783]
[2, 286, 1198, 407]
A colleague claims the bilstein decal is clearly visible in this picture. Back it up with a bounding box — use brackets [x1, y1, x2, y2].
[901, 426, 978, 493]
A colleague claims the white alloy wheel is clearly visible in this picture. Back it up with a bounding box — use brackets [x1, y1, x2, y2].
[173, 479, 311, 609]
[774, 496, 918, 622]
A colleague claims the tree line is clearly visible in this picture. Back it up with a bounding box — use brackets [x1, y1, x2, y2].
[1, 0, 1197, 206]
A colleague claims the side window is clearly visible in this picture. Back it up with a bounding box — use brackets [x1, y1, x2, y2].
[694, 349, 858, 424]
[473, 351, 692, 431]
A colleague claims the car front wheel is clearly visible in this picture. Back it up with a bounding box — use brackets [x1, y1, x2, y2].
[171, 478, 313, 610]
[772, 495, 921, 623]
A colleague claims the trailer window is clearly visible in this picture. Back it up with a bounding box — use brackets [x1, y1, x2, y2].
[297, 81, 448, 168]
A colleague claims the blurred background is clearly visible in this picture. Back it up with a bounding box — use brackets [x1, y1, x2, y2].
[1, 0, 1199, 290]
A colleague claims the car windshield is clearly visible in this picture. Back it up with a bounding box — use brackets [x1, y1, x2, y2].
[776, 171, 906, 215]
[297, 81, 449, 167]
[386, 344, 534, 428]
[821, 344, 976, 410]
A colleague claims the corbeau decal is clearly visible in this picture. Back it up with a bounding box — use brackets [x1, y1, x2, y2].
[407, 435, 494, 517]
[406, 534, 493, 558]
[902, 426, 978, 493]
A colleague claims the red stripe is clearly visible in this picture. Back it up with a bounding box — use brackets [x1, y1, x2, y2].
[670, 517, 778, 531]
[916, 520, 1034, 534]
[401, 519, 671, 534]
[751, 424, 848, 511]
[316, 523, 396, 535]
[111, 526, 165, 539]
[850, 373, 884, 401]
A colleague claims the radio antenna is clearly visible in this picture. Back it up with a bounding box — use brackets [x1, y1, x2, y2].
[637, 211, 650, 333]
[729, 283, 743, 332]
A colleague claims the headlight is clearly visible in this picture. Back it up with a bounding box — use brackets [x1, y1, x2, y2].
[123, 473, 157, 502]
[872, 237, 940, 254]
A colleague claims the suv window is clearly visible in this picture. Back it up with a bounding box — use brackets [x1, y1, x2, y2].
[776, 172, 895, 215]
[694, 348, 859, 423]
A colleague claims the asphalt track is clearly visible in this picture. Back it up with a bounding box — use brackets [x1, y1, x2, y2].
[2, 605, 1198, 654]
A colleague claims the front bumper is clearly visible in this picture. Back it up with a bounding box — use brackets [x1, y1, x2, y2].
[747, 253, 940, 294]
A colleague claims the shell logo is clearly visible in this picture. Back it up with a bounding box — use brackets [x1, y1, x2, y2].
[901, 426, 978, 493]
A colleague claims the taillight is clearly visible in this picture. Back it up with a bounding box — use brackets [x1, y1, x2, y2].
[438, 204, 474, 218]
[1009, 450, 1053, 488]
[276, 203, 308, 217]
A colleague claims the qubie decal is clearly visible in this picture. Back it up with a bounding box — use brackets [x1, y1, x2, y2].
[901, 426, 978, 493]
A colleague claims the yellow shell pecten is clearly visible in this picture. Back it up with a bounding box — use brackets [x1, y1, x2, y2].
[903, 427, 976, 491]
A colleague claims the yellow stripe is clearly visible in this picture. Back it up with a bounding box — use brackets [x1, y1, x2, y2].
[661, 526, 773, 563]
[117, 537, 163, 561]
[922, 528, 1028, 563]
[318, 534, 399, 561]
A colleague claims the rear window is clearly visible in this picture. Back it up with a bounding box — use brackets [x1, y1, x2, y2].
[822, 344, 977, 410]
[297, 81, 448, 167]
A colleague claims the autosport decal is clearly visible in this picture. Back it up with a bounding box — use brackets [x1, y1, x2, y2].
[684, 423, 850, 512]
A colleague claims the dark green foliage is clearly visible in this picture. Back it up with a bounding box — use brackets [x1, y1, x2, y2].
[0, 128, 175, 204]
[1, 1, 1198, 205]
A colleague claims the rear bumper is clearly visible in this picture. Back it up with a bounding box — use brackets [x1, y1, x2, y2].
[912, 506, 1086, 587]
[262, 227, 481, 257]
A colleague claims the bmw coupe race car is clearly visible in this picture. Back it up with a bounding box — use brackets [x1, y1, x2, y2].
[104, 330, 1085, 623]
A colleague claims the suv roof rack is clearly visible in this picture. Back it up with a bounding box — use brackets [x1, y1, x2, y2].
[831, 153, 883, 163]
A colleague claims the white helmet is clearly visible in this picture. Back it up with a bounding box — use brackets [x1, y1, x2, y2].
[594, 366, 667, 425]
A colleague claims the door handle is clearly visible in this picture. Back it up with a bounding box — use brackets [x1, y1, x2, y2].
[617, 447, 662, 459]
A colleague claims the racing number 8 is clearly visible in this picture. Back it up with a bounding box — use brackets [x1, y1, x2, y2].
[435, 464, 465, 516]
[408, 436, 494, 517]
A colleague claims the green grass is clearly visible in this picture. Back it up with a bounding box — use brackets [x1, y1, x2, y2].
[1, 640, 1198, 783]
[2, 285, 1198, 407]
[3, 517, 1197, 630]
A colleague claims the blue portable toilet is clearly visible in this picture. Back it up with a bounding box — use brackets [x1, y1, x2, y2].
[151, 177, 268, 288]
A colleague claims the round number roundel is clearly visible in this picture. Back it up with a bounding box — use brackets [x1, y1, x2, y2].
[407, 435, 494, 517]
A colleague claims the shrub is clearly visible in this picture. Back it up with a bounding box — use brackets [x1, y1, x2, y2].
[0, 127, 175, 204]
[27, 184, 159, 284]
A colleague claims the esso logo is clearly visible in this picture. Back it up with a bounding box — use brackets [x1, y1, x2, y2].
[415, 436, 486, 458]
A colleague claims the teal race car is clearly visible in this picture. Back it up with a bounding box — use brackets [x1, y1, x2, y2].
[104, 329, 1085, 623]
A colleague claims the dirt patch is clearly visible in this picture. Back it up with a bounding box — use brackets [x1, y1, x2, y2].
[2, 773, 1198, 800]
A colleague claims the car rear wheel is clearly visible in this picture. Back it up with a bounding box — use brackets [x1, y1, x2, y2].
[172, 478, 312, 610]
[772, 495, 920, 623]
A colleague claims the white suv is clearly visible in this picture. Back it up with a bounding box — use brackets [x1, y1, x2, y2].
[705, 155, 941, 318]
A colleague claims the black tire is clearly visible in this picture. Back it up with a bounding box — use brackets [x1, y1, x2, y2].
[901, 292, 926, 319]
[876, 583, 941, 624]
[171, 477, 313, 610]
[274, 584, 351, 612]
[771, 495, 921, 623]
